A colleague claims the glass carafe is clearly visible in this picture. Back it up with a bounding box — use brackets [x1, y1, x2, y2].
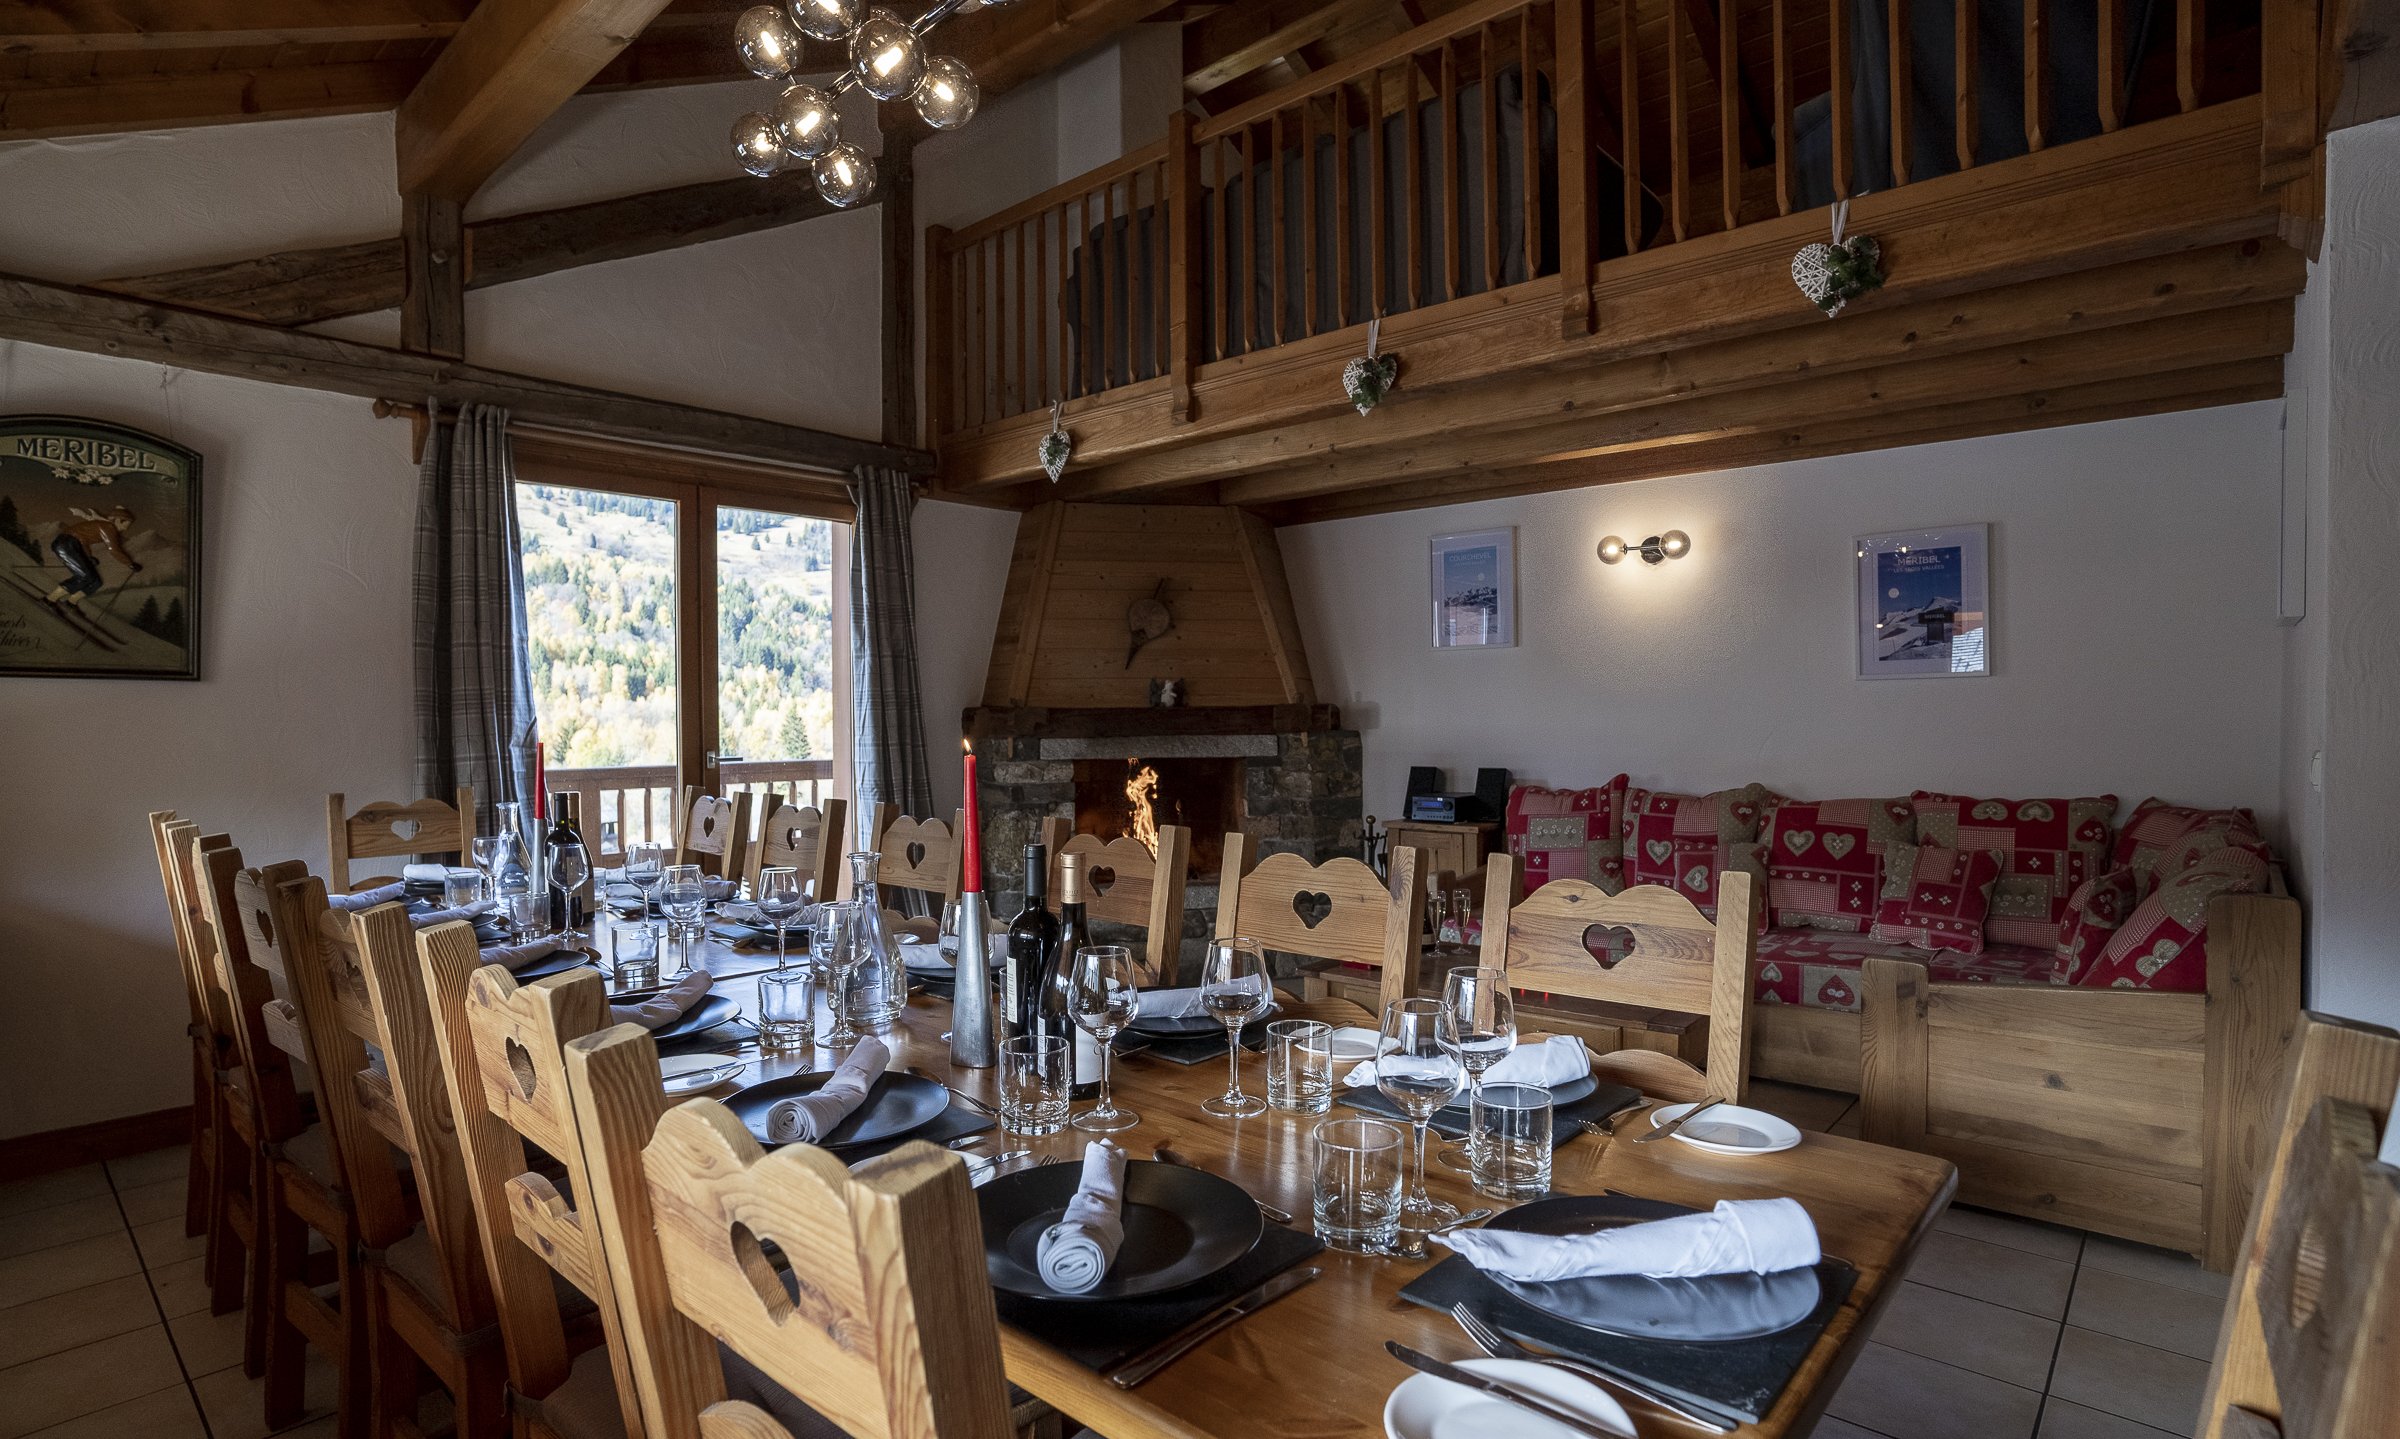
[844, 851, 906, 1028]
[489, 801, 535, 902]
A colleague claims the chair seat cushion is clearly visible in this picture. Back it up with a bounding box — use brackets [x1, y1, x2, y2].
[1753, 931, 2054, 1011]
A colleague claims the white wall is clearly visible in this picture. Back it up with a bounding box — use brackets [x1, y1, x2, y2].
[913, 500, 1018, 817]
[2283, 114, 2400, 1030]
[1282, 403, 2289, 831]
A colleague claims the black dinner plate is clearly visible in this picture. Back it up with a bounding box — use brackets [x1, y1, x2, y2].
[508, 948, 597, 983]
[977, 1160, 1263, 1302]
[1124, 998, 1281, 1039]
[1439, 1072, 1598, 1112]
[1478, 1195, 1822, 1343]
[725, 1070, 949, 1149]
[610, 992, 738, 1042]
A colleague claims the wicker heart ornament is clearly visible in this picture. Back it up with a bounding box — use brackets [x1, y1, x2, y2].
[1341, 315, 1398, 415]
[1791, 235, 1884, 316]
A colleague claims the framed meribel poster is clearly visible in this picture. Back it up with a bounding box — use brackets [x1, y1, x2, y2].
[1855, 523, 1989, 680]
[1429, 526, 1516, 649]
[0, 416, 203, 680]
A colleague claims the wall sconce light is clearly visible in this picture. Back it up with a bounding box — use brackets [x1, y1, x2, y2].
[1599, 530, 1691, 565]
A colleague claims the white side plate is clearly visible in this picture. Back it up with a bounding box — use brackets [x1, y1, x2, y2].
[1384, 1357, 1633, 1439]
[1647, 1102, 1803, 1155]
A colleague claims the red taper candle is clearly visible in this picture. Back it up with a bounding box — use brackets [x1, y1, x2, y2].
[960, 738, 982, 893]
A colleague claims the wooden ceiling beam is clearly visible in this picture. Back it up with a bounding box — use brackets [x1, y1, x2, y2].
[0, 0, 737, 51]
[1252, 357, 2287, 525]
[937, 0, 1190, 99]
[0, 269, 931, 473]
[1185, 0, 1389, 95]
[394, 0, 680, 201]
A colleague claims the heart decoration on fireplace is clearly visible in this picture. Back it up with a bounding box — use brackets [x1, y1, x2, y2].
[1581, 922, 1638, 968]
[1292, 890, 1333, 929]
[1087, 865, 1117, 897]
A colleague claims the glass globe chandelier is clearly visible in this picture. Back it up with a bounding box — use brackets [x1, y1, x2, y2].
[729, 0, 995, 204]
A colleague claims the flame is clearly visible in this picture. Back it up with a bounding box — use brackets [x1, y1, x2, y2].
[1124, 761, 1160, 857]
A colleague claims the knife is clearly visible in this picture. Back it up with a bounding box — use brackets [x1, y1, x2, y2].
[1633, 1096, 1725, 1144]
[1384, 1342, 1628, 1439]
[1105, 1266, 1322, 1388]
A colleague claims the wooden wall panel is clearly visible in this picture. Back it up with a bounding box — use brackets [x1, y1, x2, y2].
[978, 503, 1316, 710]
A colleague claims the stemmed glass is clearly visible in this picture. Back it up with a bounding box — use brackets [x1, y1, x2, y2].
[755, 866, 809, 974]
[623, 841, 668, 912]
[814, 900, 866, 1049]
[470, 836, 506, 901]
[660, 863, 708, 977]
[1377, 997, 1466, 1235]
[1069, 945, 1141, 1133]
[549, 839, 590, 945]
[1438, 966, 1517, 1171]
[1199, 938, 1270, 1119]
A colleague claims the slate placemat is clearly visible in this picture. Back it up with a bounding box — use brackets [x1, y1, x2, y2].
[992, 1221, 1326, 1374]
[1339, 1080, 1643, 1141]
[1398, 1249, 1856, 1426]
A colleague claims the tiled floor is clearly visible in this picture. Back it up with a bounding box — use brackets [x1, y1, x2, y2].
[3, 1090, 2229, 1439]
[0, 1145, 337, 1439]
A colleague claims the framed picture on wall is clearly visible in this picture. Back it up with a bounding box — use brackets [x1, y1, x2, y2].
[1429, 526, 1516, 649]
[0, 416, 203, 680]
[1855, 523, 1989, 680]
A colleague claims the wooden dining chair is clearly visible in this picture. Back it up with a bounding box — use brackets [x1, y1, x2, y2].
[281, 884, 542, 1439]
[192, 848, 369, 1439]
[675, 787, 755, 884]
[1218, 831, 1426, 1022]
[1476, 852, 1756, 1104]
[1037, 816, 1192, 985]
[2199, 1011, 2400, 1439]
[414, 925, 647, 1439]
[748, 796, 848, 903]
[863, 804, 965, 912]
[561, 1023, 1015, 1439]
[328, 786, 476, 893]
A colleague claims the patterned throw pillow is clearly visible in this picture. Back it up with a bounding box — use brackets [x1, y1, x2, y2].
[2053, 866, 2139, 984]
[1505, 778, 1630, 893]
[1872, 844, 2004, 955]
[1622, 783, 1780, 926]
[1911, 792, 2118, 949]
[2112, 799, 2266, 895]
[2079, 846, 2272, 991]
[1763, 797, 1917, 933]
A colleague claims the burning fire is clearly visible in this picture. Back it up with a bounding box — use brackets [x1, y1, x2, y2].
[1124, 761, 1161, 856]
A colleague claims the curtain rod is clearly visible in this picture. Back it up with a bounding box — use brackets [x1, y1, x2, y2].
[369, 398, 894, 495]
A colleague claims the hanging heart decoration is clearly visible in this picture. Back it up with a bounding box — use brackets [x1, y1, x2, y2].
[1038, 399, 1073, 482]
[1790, 200, 1885, 318]
[1341, 315, 1399, 416]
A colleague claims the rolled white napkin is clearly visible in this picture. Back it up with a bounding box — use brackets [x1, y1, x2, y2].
[609, 970, 715, 1030]
[480, 936, 566, 971]
[704, 877, 738, 902]
[328, 881, 407, 913]
[1481, 1035, 1593, 1087]
[1138, 975, 1268, 1021]
[900, 940, 952, 973]
[1035, 1141, 1128, 1294]
[764, 1037, 890, 1144]
[1435, 1198, 1820, 1280]
[403, 863, 449, 887]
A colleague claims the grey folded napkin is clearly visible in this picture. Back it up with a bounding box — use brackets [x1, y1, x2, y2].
[409, 899, 496, 930]
[480, 936, 566, 971]
[1138, 975, 1267, 1021]
[764, 1037, 889, 1144]
[402, 863, 448, 886]
[328, 882, 407, 913]
[1035, 1141, 1128, 1293]
[609, 970, 714, 1030]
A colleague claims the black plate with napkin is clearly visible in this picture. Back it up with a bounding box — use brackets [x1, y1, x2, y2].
[1399, 1196, 1856, 1428]
[1341, 1078, 1642, 1140]
[991, 1221, 1323, 1373]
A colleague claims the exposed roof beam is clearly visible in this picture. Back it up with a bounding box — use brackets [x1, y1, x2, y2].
[938, 0, 1188, 98]
[0, 0, 737, 51]
[0, 269, 930, 473]
[1184, 0, 1387, 96]
[395, 0, 680, 201]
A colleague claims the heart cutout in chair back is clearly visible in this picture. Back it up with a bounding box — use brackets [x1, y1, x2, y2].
[700, 814, 718, 839]
[1581, 923, 1638, 968]
[1087, 865, 1117, 897]
[905, 841, 927, 869]
[1292, 891, 1333, 929]
[729, 1221, 797, 1322]
[388, 817, 422, 843]
[250, 904, 275, 947]
[503, 1037, 539, 1101]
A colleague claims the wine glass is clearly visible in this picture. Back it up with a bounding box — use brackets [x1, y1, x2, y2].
[549, 840, 590, 944]
[623, 841, 668, 911]
[470, 835, 506, 899]
[755, 866, 808, 974]
[1377, 997, 1465, 1235]
[814, 900, 865, 1049]
[1200, 938, 1270, 1119]
[1437, 966, 1517, 1171]
[660, 863, 708, 977]
[1069, 945, 1141, 1133]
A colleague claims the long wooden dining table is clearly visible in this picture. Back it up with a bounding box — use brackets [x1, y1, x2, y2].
[661, 958, 1957, 1439]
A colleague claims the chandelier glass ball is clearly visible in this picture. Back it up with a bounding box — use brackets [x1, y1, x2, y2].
[850, 9, 925, 101]
[772, 83, 842, 159]
[730, 111, 787, 177]
[915, 55, 978, 129]
[733, 5, 801, 78]
[813, 142, 877, 207]
[786, 0, 860, 41]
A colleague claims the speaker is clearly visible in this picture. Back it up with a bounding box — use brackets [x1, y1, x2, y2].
[1471, 767, 1512, 819]
[1405, 766, 1443, 803]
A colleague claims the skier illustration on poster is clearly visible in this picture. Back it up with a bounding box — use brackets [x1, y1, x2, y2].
[44, 504, 141, 615]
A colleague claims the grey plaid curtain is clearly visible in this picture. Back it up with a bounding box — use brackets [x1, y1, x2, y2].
[848, 466, 934, 852]
[414, 403, 537, 834]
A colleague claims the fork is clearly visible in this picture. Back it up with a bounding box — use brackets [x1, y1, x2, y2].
[1449, 1304, 1733, 1433]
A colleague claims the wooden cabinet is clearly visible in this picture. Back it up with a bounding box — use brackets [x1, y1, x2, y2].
[1385, 820, 1498, 887]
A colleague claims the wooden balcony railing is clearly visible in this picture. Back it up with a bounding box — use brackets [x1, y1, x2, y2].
[547, 758, 837, 865]
[928, 0, 2272, 470]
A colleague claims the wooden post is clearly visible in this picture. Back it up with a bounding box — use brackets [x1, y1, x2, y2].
[1168, 109, 1204, 424]
[1859, 957, 1929, 1148]
[924, 225, 955, 440]
[400, 194, 464, 361]
[1556, 0, 1596, 334]
[2024, 0, 2050, 152]
[880, 118, 919, 450]
[2260, 0, 2323, 188]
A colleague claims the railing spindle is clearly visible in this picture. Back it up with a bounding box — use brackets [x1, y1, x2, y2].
[1669, 0, 1689, 241]
[1441, 40, 1461, 300]
[1240, 126, 1257, 350]
[1956, 0, 1978, 168]
[1211, 136, 1230, 360]
[1889, 0, 1911, 184]
[1721, 0, 1740, 231]
[1035, 207, 1050, 406]
[2025, 0, 2049, 151]
[2176, 0, 2202, 110]
[1271, 111, 1289, 343]
[1481, 22, 1503, 292]
[1406, 62, 1425, 306]
[1556, 0, 1596, 330]
[1830, 0, 1852, 199]
[1523, 5, 1542, 277]
[925, 225, 953, 435]
[1303, 99, 1321, 335]
[1774, 0, 1793, 211]
[1335, 85, 1355, 330]
[2098, 0, 2122, 130]
[1154, 159, 1170, 380]
[1370, 67, 1390, 320]
[968, 236, 986, 426]
[1621, 0, 1641, 251]
[1100, 180, 1118, 389]
[1168, 113, 1201, 422]
[1016, 221, 1029, 415]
